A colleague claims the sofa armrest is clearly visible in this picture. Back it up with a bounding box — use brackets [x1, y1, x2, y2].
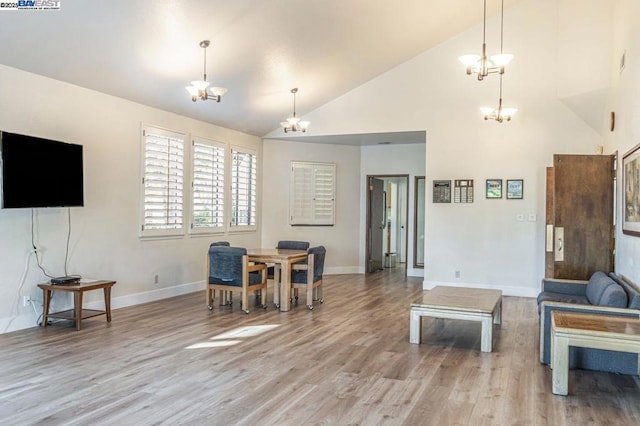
[540, 277, 588, 295]
[538, 300, 640, 363]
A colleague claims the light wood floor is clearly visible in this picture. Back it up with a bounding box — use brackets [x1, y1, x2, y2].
[1, 270, 639, 425]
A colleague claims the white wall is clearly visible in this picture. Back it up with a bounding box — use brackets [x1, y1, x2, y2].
[261, 139, 361, 273]
[605, 0, 640, 286]
[267, 0, 606, 296]
[0, 65, 262, 333]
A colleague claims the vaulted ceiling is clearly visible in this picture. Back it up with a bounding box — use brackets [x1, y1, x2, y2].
[0, 0, 524, 136]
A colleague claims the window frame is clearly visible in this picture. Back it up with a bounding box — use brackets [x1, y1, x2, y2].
[229, 146, 258, 232]
[139, 124, 187, 238]
[189, 136, 226, 235]
[290, 161, 336, 226]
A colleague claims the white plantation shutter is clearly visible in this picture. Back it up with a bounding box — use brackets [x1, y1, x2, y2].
[231, 147, 257, 228]
[191, 137, 225, 233]
[290, 161, 336, 225]
[140, 126, 186, 237]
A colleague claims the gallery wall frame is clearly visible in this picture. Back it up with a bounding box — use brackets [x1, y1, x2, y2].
[506, 179, 524, 199]
[486, 179, 503, 199]
[622, 143, 640, 236]
[433, 180, 451, 203]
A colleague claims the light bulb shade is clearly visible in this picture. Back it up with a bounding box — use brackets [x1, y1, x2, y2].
[501, 107, 518, 117]
[480, 107, 495, 115]
[490, 53, 514, 67]
[286, 116, 300, 125]
[209, 86, 228, 97]
[459, 55, 481, 67]
[280, 121, 291, 128]
[191, 80, 210, 90]
[299, 121, 310, 130]
[186, 86, 199, 96]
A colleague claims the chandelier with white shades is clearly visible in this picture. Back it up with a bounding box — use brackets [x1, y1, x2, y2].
[280, 88, 310, 133]
[481, 75, 517, 122]
[459, 0, 513, 81]
[185, 40, 227, 103]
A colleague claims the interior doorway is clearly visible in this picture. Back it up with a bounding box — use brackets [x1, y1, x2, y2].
[366, 174, 409, 273]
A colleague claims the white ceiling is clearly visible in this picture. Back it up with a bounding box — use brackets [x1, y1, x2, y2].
[0, 0, 522, 137]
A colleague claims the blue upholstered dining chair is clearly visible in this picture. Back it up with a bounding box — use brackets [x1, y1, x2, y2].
[206, 246, 267, 314]
[210, 241, 230, 247]
[290, 246, 326, 310]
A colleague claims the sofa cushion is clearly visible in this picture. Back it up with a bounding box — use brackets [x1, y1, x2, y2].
[598, 283, 628, 307]
[609, 273, 640, 309]
[585, 272, 616, 305]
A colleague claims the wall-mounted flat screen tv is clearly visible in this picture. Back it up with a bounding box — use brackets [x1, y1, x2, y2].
[0, 131, 84, 208]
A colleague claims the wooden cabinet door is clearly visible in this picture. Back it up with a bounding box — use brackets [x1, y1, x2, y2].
[545, 154, 614, 280]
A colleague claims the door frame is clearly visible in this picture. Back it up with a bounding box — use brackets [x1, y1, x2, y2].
[365, 174, 410, 274]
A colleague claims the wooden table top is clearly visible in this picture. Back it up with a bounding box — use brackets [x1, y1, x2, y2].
[552, 311, 640, 338]
[411, 286, 502, 313]
[246, 248, 307, 261]
[38, 280, 116, 292]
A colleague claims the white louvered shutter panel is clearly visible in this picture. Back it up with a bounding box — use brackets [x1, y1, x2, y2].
[191, 138, 225, 232]
[140, 126, 186, 237]
[231, 147, 257, 228]
[290, 161, 336, 225]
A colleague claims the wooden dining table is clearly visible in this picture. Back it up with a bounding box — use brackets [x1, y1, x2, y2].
[247, 248, 307, 312]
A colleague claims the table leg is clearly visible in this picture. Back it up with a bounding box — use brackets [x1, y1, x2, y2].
[552, 334, 569, 395]
[280, 260, 291, 311]
[494, 298, 502, 325]
[481, 315, 493, 352]
[42, 289, 51, 328]
[274, 264, 281, 308]
[409, 310, 422, 344]
[74, 291, 83, 331]
[104, 286, 112, 323]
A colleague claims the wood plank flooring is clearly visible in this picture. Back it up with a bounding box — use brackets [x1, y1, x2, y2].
[1, 269, 639, 425]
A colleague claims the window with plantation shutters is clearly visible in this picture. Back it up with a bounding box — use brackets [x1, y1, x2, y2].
[190, 137, 225, 233]
[231, 147, 257, 229]
[140, 125, 186, 237]
[290, 161, 336, 226]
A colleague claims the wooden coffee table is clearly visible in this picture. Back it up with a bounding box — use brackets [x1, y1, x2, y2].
[551, 311, 640, 395]
[410, 286, 502, 352]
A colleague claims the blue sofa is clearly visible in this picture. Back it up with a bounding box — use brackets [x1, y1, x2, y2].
[537, 272, 640, 375]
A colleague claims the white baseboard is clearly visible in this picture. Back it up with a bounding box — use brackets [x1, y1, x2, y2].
[325, 266, 362, 275]
[423, 280, 538, 298]
[0, 280, 205, 335]
[85, 280, 204, 311]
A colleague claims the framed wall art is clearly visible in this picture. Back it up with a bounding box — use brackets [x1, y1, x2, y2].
[506, 179, 523, 199]
[486, 179, 503, 199]
[623, 143, 640, 236]
[454, 179, 474, 203]
[433, 180, 451, 203]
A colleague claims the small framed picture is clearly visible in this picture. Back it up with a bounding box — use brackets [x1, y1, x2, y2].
[623, 143, 640, 236]
[486, 179, 503, 199]
[506, 179, 524, 199]
[433, 180, 451, 203]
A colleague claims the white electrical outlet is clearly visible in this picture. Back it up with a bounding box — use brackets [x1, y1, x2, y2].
[455, 270, 461, 278]
[22, 296, 31, 307]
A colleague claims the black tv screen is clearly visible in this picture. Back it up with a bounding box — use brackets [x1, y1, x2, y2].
[1, 131, 84, 208]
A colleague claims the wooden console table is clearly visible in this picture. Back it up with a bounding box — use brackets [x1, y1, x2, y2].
[551, 311, 640, 395]
[38, 280, 116, 331]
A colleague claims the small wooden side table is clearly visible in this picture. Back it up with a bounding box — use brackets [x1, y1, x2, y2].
[551, 311, 640, 395]
[38, 280, 116, 331]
